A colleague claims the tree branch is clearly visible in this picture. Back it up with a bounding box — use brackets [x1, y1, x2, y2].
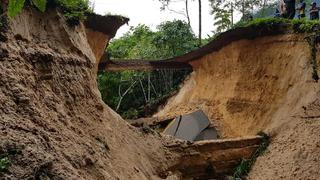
[116, 80, 137, 112]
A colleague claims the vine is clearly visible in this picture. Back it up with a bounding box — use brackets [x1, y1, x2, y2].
[306, 33, 320, 82]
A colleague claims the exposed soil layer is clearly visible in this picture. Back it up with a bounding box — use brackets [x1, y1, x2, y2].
[0, 9, 177, 179]
[166, 136, 263, 179]
[156, 34, 320, 179]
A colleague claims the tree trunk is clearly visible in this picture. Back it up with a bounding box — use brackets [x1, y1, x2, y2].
[231, 2, 234, 26]
[185, 0, 191, 27]
[198, 0, 202, 46]
[116, 80, 137, 111]
[242, 0, 245, 16]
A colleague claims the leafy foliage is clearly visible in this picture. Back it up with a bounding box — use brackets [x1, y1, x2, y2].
[108, 25, 156, 59]
[6, 0, 90, 25]
[0, 157, 10, 172]
[209, 0, 273, 34]
[30, 0, 47, 12]
[234, 17, 290, 29]
[209, 1, 233, 33]
[56, 0, 90, 25]
[7, 0, 26, 18]
[233, 17, 320, 33]
[153, 20, 197, 57]
[7, 0, 49, 17]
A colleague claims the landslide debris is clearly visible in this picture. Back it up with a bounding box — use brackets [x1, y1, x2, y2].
[0, 8, 177, 179]
[156, 32, 320, 179]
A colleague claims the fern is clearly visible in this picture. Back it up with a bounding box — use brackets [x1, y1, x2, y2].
[30, 0, 47, 12]
[7, 0, 26, 18]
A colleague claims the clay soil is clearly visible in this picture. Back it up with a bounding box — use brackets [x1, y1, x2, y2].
[0, 9, 177, 180]
[156, 34, 320, 179]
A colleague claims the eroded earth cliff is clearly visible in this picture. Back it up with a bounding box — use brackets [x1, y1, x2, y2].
[1, 5, 320, 180]
[0, 8, 176, 180]
[156, 34, 320, 179]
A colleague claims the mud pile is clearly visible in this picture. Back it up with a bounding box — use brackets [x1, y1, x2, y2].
[0, 9, 176, 179]
[156, 34, 320, 179]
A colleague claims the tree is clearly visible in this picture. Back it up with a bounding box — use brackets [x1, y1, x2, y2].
[210, 0, 234, 34]
[153, 20, 197, 57]
[158, 0, 202, 46]
[209, 0, 277, 34]
[198, 0, 202, 46]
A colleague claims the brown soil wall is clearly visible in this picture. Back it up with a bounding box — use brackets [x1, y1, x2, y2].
[156, 34, 320, 179]
[0, 9, 175, 179]
[156, 34, 313, 137]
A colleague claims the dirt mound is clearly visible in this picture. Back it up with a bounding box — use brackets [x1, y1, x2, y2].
[156, 34, 320, 179]
[0, 9, 176, 179]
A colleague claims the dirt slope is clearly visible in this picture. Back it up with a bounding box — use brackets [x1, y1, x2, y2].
[156, 34, 320, 179]
[0, 9, 177, 179]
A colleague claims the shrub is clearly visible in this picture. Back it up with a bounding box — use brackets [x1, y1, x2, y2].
[234, 17, 320, 33]
[55, 0, 91, 26]
[0, 157, 10, 172]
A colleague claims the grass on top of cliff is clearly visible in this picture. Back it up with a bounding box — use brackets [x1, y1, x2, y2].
[5, 0, 92, 26]
[234, 18, 320, 33]
[55, 0, 91, 26]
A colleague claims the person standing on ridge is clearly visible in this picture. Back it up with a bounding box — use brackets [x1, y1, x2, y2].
[284, 0, 296, 19]
[310, 1, 320, 20]
[296, 0, 306, 19]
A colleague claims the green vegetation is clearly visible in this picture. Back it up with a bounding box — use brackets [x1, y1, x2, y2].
[7, 0, 49, 18]
[98, 20, 196, 119]
[233, 132, 270, 179]
[209, 0, 274, 34]
[234, 18, 320, 33]
[234, 17, 291, 28]
[5, 0, 90, 25]
[306, 34, 320, 81]
[7, 0, 26, 18]
[0, 157, 10, 172]
[0, 146, 24, 173]
[55, 0, 90, 26]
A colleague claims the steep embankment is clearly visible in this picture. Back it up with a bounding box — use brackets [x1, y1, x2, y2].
[156, 34, 320, 179]
[0, 9, 176, 179]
